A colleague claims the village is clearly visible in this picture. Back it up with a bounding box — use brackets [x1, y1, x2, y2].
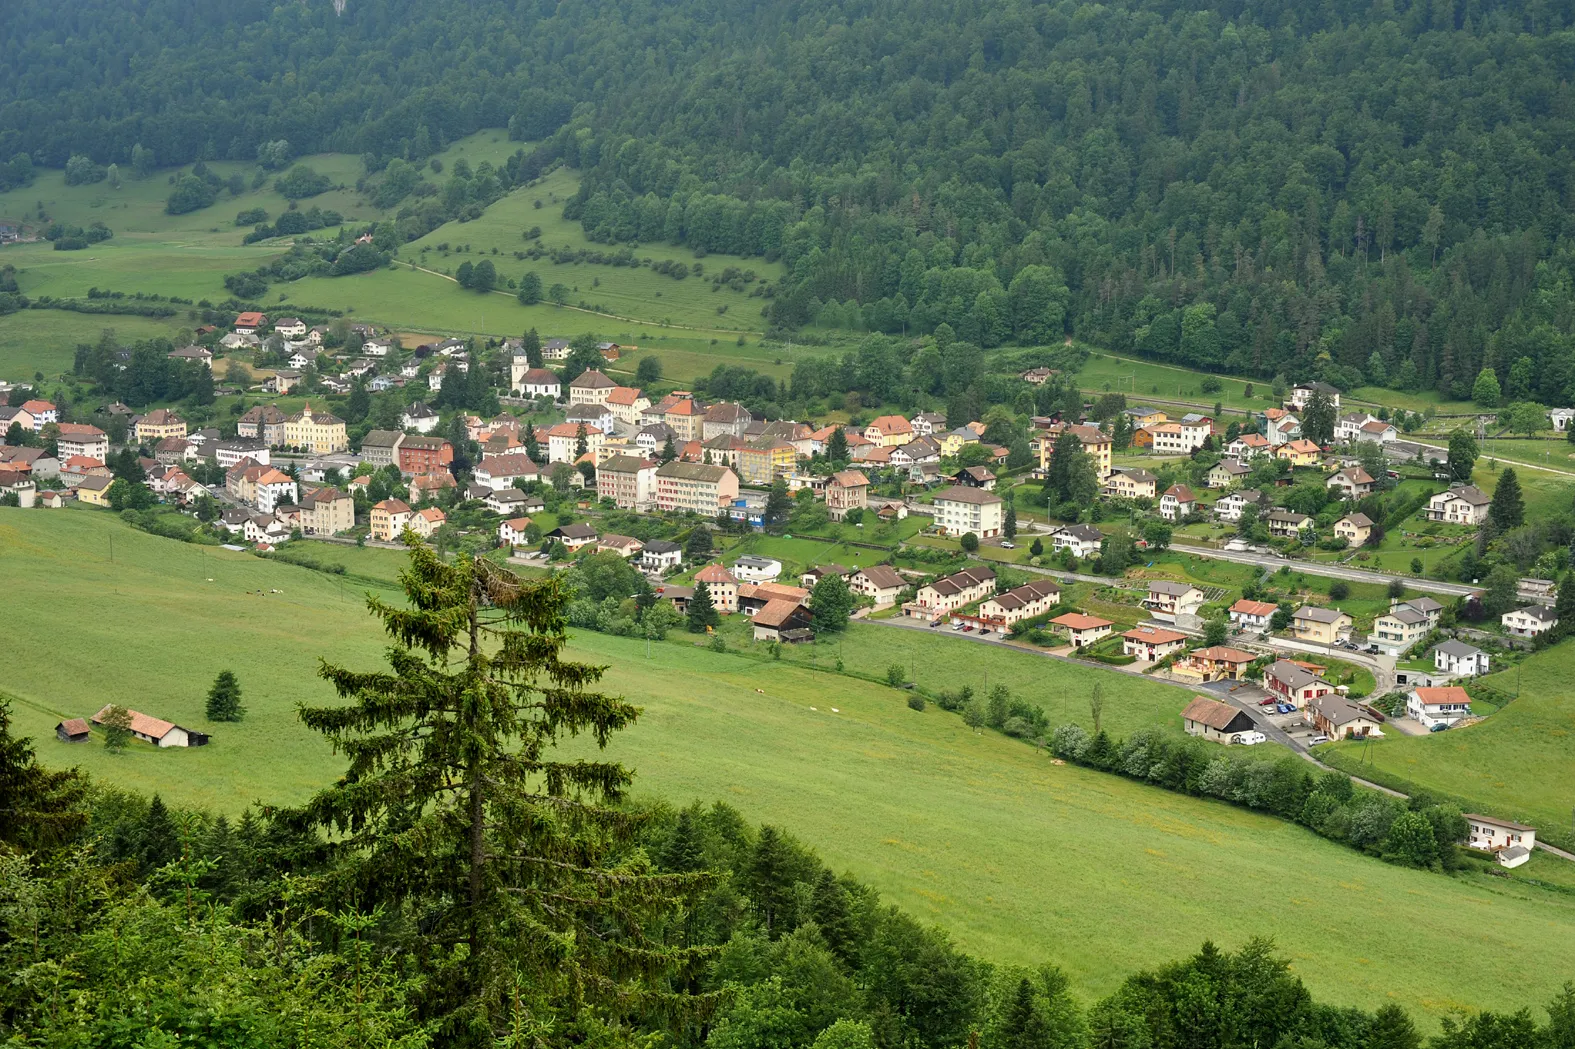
[0, 313, 1563, 869]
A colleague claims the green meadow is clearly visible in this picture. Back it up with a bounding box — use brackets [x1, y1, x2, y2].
[6, 507, 1575, 1021]
[0, 309, 187, 379]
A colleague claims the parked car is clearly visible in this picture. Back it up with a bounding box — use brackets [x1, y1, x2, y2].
[1429, 723, 1450, 732]
[1309, 735, 1329, 745]
[951, 623, 964, 631]
[1365, 645, 1380, 654]
[1277, 703, 1295, 714]
[1000, 541, 1015, 549]
[929, 619, 944, 628]
[1258, 698, 1277, 706]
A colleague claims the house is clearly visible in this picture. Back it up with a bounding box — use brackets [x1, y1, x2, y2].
[38, 490, 69, 508]
[1213, 489, 1267, 522]
[362, 337, 396, 357]
[55, 423, 109, 463]
[408, 472, 456, 505]
[1550, 408, 1575, 433]
[1105, 467, 1158, 500]
[549, 523, 600, 551]
[134, 408, 188, 444]
[0, 405, 36, 434]
[694, 563, 740, 613]
[55, 718, 91, 743]
[238, 404, 290, 446]
[731, 556, 782, 583]
[976, 579, 1062, 628]
[1357, 420, 1398, 444]
[233, 311, 268, 334]
[931, 485, 1004, 538]
[605, 387, 651, 425]
[539, 338, 572, 361]
[903, 566, 997, 621]
[1144, 420, 1210, 456]
[298, 487, 355, 535]
[702, 402, 753, 440]
[167, 344, 213, 368]
[1181, 696, 1259, 744]
[1307, 695, 1382, 740]
[1050, 612, 1114, 648]
[656, 395, 706, 441]
[498, 516, 535, 549]
[1433, 640, 1490, 677]
[1464, 814, 1536, 857]
[1334, 412, 1380, 443]
[826, 470, 870, 520]
[1206, 458, 1251, 489]
[655, 461, 739, 513]
[484, 489, 530, 516]
[1227, 433, 1271, 459]
[1289, 382, 1341, 411]
[369, 499, 413, 540]
[1020, 367, 1058, 384]
[90, 705, 207, 748]
[849, 564, 908, 609]
[220, 331, 260, 351]
[1158, 484, 1197, 521]
[401, 402, 441, 434]
[1291, 605, 1353, 644]
[863, 415, 914, 447]
[1126, 406, 1167, 428]
[1427, 485, 1491, 526]
[403, 506, 445, 539]
[640, 539, 683, 572]
[1333, 513, 1374, 546]
[1265, 510, 1314, 538]
[1502, 604, 1558, 637]
[752, 599, 815, 642]
[1407, 686, 1473, 729]
[738, 582, 809, 617]
[565, 402, 617, 435]
[568, 369, 618, 406]
[953, 465, 996, 490]
[1176, 645, 1256, 682]
[275, 317, 307, 339]
[1032, 423, 1113, 479]
[397, 435, 454, 476]
[74, 473, 115, 506]
[802, 564, 849, 587]
[1121, 625, 1188, 661]
[596, 454, 658, 510]
[546, 422, 604, 464]
[1145, 581, 1205, 624]
[1327, 467, 1375, 500]
[1519, 577, 1557, 604]
[0, 469, 36, 507]
[910, 411, 947, 436]
[284, 404, 349, 454]
[513, 366, 562, 399]
[474, 454, 540, 493]
[1051, 523, 1104, 559]
[1274, 439, 1322, 467]
[1264, 659, 1334, 707]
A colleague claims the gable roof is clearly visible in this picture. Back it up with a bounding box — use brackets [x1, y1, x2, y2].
[854, 564, 907, 590]
[754, 598, 810, 629]
[1266, 659, 1326, 691]
[1163, 484, 1196, 501]
[934, 484, 1002, 505]
[1148, 580, 1200, 597]
[1412, 686, 1471, 707]
[1051, 612, 1113, 630]
[569, 369, 617, 389]
[91, 705, 179, 740]
[1294, 605, 1349, 623]
[1122, 625, 1188, 644]
[1433, 639, 1484, 658]
[1182, 696, 1251, 731]
[1230, 598, 1277, 617]
[1188, 645, 1255, 663]
[695, 563, 737, 585]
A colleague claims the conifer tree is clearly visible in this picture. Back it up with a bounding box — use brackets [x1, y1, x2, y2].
[826, 427, 849, 464]
[660, 435, 677, 463]
[687, 581, 720, 633]
[1490, 467, 1524, 530]
[1001, 978, 1054, 1049]
[746, 825, 798, 937]
[1365, 1003, 1421, 1049]
[0, 697, 87, 853]
[684, 526, 713, 562]
[1004, 497, 1018, 539]
[522, 327, 542, 368]
[660, 808, 706, 873]
[810, 868, 853, 960]
[205, 669, 245, 721]
[290, 543, 713, 1039]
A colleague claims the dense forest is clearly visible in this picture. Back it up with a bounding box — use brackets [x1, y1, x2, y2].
[3, 0, 1575, 398]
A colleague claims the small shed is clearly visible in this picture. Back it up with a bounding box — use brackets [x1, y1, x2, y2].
[55, 718, 91, 743]
[1498, 846, 1531, 869]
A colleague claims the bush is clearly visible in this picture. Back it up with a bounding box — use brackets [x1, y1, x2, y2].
[1329, 581, 1350, 600]
[906, 695, 925, 712]
[886, 663, 905, 687]
[274, 165, 332, 199]
[235, 207, 269, 226]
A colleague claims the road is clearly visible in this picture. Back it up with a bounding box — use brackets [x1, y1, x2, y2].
[1167, 541, 1482, 597]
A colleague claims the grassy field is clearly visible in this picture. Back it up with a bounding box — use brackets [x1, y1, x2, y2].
[7, 509, 1575, 1021]
[0, 309, 187, 380]
[1074, 350, 1276, 415]
[1328, 645, 1575, 842]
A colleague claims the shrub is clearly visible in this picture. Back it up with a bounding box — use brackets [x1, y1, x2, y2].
[1329, 581, 1350, 600]
[886, 663, 905, 687]
[906, 695, 925, 712]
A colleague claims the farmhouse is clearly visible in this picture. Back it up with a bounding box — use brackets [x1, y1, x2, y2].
[848, 564, 907, 608]
[977, 578, 1062, 628]
[1050, 612, 1113, 648]
[91, 705, 208, 748]
[1433, 640, 1490, 677]
[1121, 625, 1188, 661]
[1181, 696, 1258, 744]
[1290, 605, 1353, 645]
[904, 565, 997, 621]
[1144, 581, 1205, 623]
[1407, 686, 1472, 729]
[1264, 660, 1334, 707]
[1426, 485, 1491, 526]
[1502, 604, 1558, 637]
[752, 600, 814, 642]
[1306, 695, 1382, 740]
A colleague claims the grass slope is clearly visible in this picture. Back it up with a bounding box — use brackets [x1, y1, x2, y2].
[7, 510, 1575, 1019]
[0, 309, 186, 379]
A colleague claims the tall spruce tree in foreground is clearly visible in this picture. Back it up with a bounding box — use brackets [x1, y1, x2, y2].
[289, 542, 713, 1044]
[1490, 467, 1524, 530]
[0, 698, 87, 854]
[205, 670, 245, 721]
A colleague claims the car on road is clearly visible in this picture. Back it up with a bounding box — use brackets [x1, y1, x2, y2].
[1309, 735, 1329, 745]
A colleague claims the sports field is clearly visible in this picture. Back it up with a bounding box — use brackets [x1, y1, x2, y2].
[6, 507, 1575, 1020]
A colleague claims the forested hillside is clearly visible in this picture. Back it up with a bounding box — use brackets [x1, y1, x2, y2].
[4, 0, 1575, 398]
